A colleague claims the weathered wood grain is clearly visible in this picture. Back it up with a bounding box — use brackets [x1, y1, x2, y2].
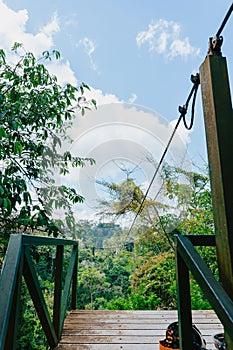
[54, 310, 223, 350]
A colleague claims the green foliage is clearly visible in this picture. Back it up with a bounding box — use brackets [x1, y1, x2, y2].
[190, 280, 212, 310]
[89, 166, 217, 312]
[16, 244, 74, 349]
[77, 239, 135, 310]
[130, 252, 177, 309]
[177, 170, 214, 235]
[17, 281, 48, 350]
[78, 221, 122, 248]
[98, 178, 144, 218]
[0, 44, 95, 237]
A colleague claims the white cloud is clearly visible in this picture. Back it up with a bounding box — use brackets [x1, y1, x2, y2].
[0, 2, 59, 55]
[136, 19, 200, 60]
[81, 37, 96, 56]
[82, 88, 137, 110]
[0, 2, 80, 86]
[0, 1, 28, 49]
[83, 87, 121, 106]
[24, 13, 60, 55]
[76, 87, 135, 110]
[169, 118, 191, 145]
[41, 12, 60, 37]
[46, 60, 78, 86]
[63, 14, 79, 28]
[79, 37, 99, 72]
[57, 103, 192, 217]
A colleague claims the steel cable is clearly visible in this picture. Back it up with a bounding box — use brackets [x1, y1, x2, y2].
[127, 74, 200, 237]
[216, 3, 233, 37]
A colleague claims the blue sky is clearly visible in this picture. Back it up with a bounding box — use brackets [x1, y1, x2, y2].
[1, 0, 232, 223]
[2, 1, 232, 154]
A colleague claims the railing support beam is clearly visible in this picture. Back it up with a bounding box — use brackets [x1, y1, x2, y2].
[23, 247, 58, 348]
[53, 245, 64, 339]
[176, 235, 233, 338]
[175, 245, 193, 350]
[71, 247, 78, 310]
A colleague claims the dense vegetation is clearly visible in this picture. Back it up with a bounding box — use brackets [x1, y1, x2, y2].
[0, 44, 218, 349]
[77, 166, 217, 311]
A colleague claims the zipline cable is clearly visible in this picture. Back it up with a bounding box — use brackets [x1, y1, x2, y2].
[216, 3, 233, 37]
[80, 75, 200, 250]
[127, 74, 200, 237]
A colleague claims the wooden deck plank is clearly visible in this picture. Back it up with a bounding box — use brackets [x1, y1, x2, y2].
[55, 345, 174, 350]
[63, 323, 223, 331]
[54, 310, 223, 350]
[68, 310, 218, 317]
[62, 329, 223, 336]
[64, 318, 221, 325]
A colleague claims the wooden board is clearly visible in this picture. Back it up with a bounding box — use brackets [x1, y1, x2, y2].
[54, 310, 223, 350]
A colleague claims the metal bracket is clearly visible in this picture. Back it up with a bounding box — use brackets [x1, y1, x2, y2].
[208, 36, 223, 56]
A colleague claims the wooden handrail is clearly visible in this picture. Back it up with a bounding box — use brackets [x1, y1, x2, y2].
[175, 234, 233, 350]
[0, 233, 79, 350]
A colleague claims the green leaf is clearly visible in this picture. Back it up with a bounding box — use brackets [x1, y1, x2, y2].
[0, 49, 6, 63]
[14, 141, 23, 156]
[64, 151, 72, 161]
[52, 50, 61, 59]
[42, 50, 51, 60]
[80, 85, 84, 95]
[92, 99, 97, 109]
[0, 127, 6, 139]
[11, 42, 23, 52]
[23, 191, 32, 204]
[3, 198, 12, 214]
[82, 82, 91, 91]
[0, 185, 4, 195]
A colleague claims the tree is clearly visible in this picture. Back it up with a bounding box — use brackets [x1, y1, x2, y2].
[95, 166, 218, 310]
[0, 43, 96, 238]
[97, 175, 176, 249]
[77, 262, 109, 309]
[98, 165, 214, 247]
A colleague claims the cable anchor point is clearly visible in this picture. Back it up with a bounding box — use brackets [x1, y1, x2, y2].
[191, 73, 200, 85]
[207, 36, 223, 56]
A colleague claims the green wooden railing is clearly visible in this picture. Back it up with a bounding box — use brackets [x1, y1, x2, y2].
[0, 233, 78, 350]
[175, 234, 233, 350]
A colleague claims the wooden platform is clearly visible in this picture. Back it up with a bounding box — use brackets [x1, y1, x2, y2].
[54, 310, 223, 350]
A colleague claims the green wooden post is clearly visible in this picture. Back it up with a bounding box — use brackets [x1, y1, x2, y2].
[53, 245, 64, 339]
[175, 244, 193, 350]
[200, 53, 233, 349]
[71, 243, 78, 310]
[4, 251, 24, 350]
[0, 234, 23, 350]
